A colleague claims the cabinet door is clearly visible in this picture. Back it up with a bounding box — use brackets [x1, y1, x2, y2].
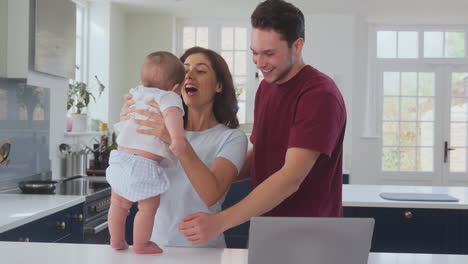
[222, 180, 252, 249]
[355, 207, 461, 254]
[461, 211, 468, 254]
[0, 203, 84, 243]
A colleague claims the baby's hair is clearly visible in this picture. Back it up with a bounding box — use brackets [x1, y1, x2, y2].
[141, 51, 185, 90]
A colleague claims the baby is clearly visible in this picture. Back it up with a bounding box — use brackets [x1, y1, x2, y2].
[106, 51, 185, 254]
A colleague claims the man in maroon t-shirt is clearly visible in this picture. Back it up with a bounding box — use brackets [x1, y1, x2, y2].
[179, 0, 346, 244]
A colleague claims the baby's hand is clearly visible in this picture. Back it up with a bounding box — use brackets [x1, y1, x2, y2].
[170, 138, 186, 158]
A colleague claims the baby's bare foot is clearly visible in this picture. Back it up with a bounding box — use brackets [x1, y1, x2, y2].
[110, 240, 129, 250]
[133, 241, 163, 254]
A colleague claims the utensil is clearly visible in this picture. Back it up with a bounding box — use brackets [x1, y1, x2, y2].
[59, 143, 71, 154]
[18, 175, 83, 194]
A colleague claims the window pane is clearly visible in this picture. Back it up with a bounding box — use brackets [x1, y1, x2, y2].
[424, 31, 444, 58]
[400, 147, 416, 171]
[377, 31, 397, 58]
[383, 97, 399, 121]
[419, 72, 435, 96]
[418, 147, 433, 171]
[451, 123, 467, 147]
[221, 51, 234, 73]
[383, 72, 400, 96]
[196, 27, 209, 48]
[237, 100, 246, 124]
[400, 122, 417, 146]
[418, 97, 434, 121]
[183, 27, 195, 49]
[222, 27, 234, 50]
[450, 148, 466, 172]
[383, 122, 399, 146]
[382, 147, 398, 171]
[234, 51, 246, 75]
[451, 98, 468, 122]
[445, 31, 465, 58]
[418, 122, 434, 146]
[235, 27, 247, 50]
[401, 97, 417, 121]
[451, 72, 468, 97]
[401, 72, 417, 96]
[235, 77, 246, 100]
[398, 31, 418, 58]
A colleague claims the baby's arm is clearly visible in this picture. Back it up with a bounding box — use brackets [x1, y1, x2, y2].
[163, 106, 185, 158]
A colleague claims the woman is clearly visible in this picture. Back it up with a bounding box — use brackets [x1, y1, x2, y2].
[121, 47, 247, 248]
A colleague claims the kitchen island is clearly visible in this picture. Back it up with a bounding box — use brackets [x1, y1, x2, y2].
[1, 242, 468, 264]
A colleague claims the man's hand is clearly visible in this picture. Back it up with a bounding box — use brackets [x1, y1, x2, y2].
[178, 212, 225, 245]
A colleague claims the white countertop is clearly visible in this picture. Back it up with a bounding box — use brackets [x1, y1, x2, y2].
[1, 183, 468, 235]
[0, 194, 84, 233]
[343, 184, 468, 209]
[0, 242, 467, 264]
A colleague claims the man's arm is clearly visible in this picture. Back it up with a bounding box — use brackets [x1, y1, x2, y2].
[179, 147, 319, 244]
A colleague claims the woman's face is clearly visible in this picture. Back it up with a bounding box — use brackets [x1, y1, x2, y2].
[182, 53, 221, 108]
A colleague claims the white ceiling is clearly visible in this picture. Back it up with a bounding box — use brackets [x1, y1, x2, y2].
[111, 0, 468, 17]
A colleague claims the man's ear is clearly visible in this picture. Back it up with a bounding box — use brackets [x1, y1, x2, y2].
[216, 83, 222, 93]
[293, 38, 304, 56]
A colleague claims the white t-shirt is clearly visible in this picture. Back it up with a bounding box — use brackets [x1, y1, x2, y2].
[151, 124, 248, 248]
[114, 85, 184, 168]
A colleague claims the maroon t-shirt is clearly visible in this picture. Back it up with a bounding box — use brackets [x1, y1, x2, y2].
[250, 65, 346, 217]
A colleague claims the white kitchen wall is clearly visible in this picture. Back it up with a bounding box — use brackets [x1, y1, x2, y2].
[302, 13, 356, 174]
[108, 4, 126, 127]
[124, 14, 174, 96]
[87, 1, 110, 124]
[0, 0, 7, 77]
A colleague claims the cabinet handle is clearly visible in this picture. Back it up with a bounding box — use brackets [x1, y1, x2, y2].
[404, 211, 413, 219]
[72, 214, 83, 221]
[56, 221, 66, 230]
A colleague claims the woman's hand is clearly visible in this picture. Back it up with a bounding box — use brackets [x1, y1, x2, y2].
[134, 100, 171, 144]
[119, 94, 135, 121]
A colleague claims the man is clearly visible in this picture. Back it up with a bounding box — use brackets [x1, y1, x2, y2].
[179, 0, 347, 245]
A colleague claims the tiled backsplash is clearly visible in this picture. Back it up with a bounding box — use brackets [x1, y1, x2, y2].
[0, 78, 50, 190]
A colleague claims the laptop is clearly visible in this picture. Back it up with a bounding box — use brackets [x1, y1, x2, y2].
[248, 217, 375, 264]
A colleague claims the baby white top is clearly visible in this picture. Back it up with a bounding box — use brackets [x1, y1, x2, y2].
[114, 85, 184, 168]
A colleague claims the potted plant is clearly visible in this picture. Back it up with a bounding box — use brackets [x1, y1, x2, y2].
[67, 75, 105, 132]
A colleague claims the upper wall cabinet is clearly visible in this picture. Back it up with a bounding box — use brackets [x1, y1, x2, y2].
[0, 0, 29, 79]
[33, 0, 76, 79]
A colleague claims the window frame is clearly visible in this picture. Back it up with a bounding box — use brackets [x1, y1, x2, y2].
[368, 24, 468, 181]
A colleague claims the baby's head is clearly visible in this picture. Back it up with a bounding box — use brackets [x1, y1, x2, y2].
[141, 51, 185, 91]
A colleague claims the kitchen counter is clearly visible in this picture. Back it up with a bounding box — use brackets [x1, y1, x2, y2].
[0, 194, 84, 233]
[1, 242, 468, 264]
[343, 184, 468, 209]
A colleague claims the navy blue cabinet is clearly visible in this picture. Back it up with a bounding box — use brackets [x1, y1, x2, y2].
[222, 180, 251, 248]
[344, 206, 462, 254]
[0, 203, 84, 243]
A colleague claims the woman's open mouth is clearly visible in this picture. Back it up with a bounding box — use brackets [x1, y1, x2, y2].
[185, 85, 199, 96]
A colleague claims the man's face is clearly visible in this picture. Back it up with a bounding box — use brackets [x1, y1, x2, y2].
[251, 28, 295, 85]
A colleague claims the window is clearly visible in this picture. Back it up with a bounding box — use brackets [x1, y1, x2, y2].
[178, 20, 254, 124]
[381, 72, 435, 171]
[372, 25, 468, 185]
[221, 27, 248, 123]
